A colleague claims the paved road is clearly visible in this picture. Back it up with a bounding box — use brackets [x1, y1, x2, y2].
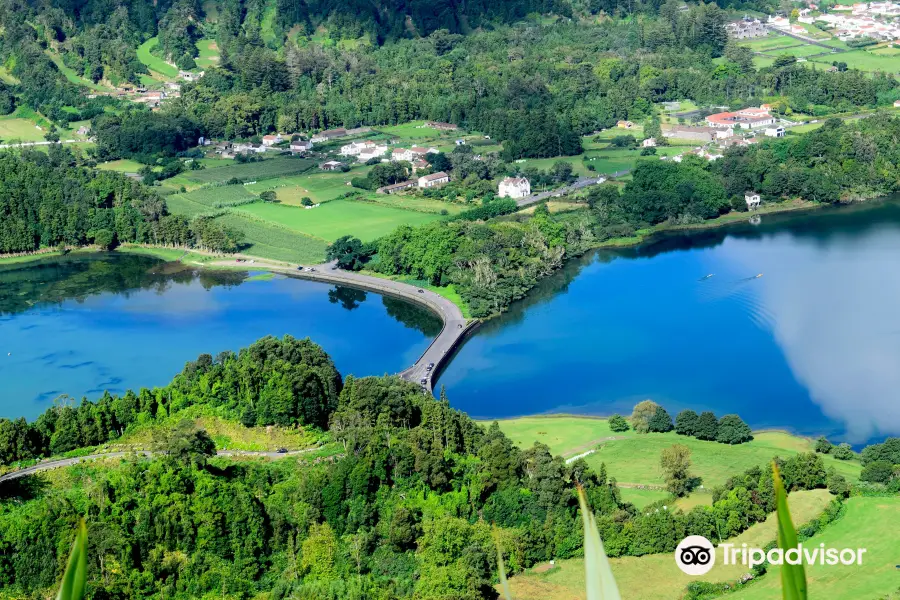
[0, 139, 85, 150]
[211, 259, 471, 392]
[516, 176, 609, 207]
[0, 449, 314, 483]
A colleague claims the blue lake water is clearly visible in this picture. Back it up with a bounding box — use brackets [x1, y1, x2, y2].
[0, 254, 440, 420]
[5, 199, 900, 444]
[438, 200, 900, 445]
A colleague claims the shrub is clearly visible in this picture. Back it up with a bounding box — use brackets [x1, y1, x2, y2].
[716, 415, 752, 445]
[860, 437, 900, 466]
[608, 414, 630, 432]
[826, 470, 851, 498]
[815, 436, 832, 454]
[860, 460, 895, 483]
[648, 406, 674, 433]
[831, 443, 854, 461]
[675, 410, 699, 436]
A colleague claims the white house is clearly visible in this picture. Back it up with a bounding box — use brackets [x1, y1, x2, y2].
[745, 192, 761, 210]
[234, 142, 267, 154]
[764, 126, 786, 138]
[418, 171, 450, 188]
[357, 145, 387, 162]
[391, 148, 415, 162]
[642, 138, 657, 147]
[410, 146, 438, 156]
[498, 177, 531, 199]
[340, 140, 377, 156]
[262, 134, 283, 146]
[290, 140, 312, 154]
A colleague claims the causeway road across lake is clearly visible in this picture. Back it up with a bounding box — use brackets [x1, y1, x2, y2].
[210, 259, 474, 392]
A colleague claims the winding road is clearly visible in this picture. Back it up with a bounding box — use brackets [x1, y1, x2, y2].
[0, 448, 316, 484]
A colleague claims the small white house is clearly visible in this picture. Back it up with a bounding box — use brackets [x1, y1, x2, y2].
[290, 140, 312, 154]
[391, 148, 415, 162]
[410, 146, 438, 156]
[764, 126, 786, 138]
[357, 145, 387, 162]
[418, 171, 450, 188]
[339, 140, 376, 156]
[641, 138, 657, 148]
[262, 134, 283, 146]
[745, 192, 761, 210]
[498, 177, 531, 199]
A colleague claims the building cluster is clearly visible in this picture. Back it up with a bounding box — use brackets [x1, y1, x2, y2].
[726, 18, 769, 39]
[377, 172, 451, 194]
[705, 106, 776, 130]
[812, 8, 900, 41]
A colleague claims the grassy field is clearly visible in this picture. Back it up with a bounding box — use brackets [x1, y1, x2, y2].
[96, 159, 148, 173]
[165, 194, 218, 218]
[492, 416, 862, 491]
[810, 48, 900, 72]
[740, 34, 805, 51]
[195, 38, 220, 69]
[178, 157, 317, 186]
[0, 116, 46, 142]
[174, 185, 258, 208]
[244, 168, 370, 205]
[506, 489, 836, 600]
[731, 497, 900, 600]
[235, 199, 444, 242]
[360, 195, 467, 215]
[215, 212, 329, 263]
[136, 37, 179, 79]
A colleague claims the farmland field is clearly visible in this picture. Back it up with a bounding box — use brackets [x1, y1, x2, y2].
[506, 489, 837, 600]
[494, 416, 861, 491]
[214, 212, 329, 263]
[173, 185, 258, 208]
[244, 167, 372, 205]
[195, 38, 220, 69]
[731, 497, 900, 600]
[235, 199, 444, 241]
[0, 117, 46, 142]
[179, 157, 317, 186]
[163, 194, 216, 218]
[375, 121, 459, 140]
[810, 48, 900, 72]
[136, 37, 179, 78]
[360, 195, 467, 215]
[45, 50, 109, 91]
[96, 159, 148, 173]
[740, 34, 805, 51]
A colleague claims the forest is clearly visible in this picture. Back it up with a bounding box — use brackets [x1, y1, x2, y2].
[0, 335, 870, 599]
[0, 150, 243, 254]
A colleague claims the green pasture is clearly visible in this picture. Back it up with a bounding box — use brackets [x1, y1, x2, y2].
[178, 157, 317, 187]
[214, 212, 329, 263]
[136, 37, 179, 79]
[96, 159, 148, 173]
[45, 50, 109, 92]
[234, 199, 444, 242]
[740, 34, 805, 51]
[506, 489, 836, 600]
[619, 487, 669, 508]
[173, 185, 258, 208]
[244, 167, 372, 205]
[195, 39, 220, 69]
[376, 121, 454, 140]
[360, 195, 467, 215]
[0, 117, 47, 142]
[811, 48, 900, 72]
[164, 194, 216, 218]
[731, 497, 900, 600]
[493, 416, 862, 491]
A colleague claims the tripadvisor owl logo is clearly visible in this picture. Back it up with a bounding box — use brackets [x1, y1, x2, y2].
[675, 535, 716, 576]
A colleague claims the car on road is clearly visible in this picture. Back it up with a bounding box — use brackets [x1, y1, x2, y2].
[276, 448, 288, 454]
[418, 289, 424, 293]
[420, 378, 427, 385]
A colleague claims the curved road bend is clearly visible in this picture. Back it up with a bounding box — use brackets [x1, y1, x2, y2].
[210, 259, 472, 392]
[0, 449, 315, 484]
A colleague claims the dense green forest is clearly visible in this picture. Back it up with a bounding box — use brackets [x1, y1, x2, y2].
[0, 150, 243, 254]
[0, 335, 873, 599]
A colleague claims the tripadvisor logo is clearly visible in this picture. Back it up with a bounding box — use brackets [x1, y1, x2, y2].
[675, 536, 867, 576]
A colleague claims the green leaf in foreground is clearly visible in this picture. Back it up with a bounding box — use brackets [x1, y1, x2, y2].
[56, 518, 87, 600]
[773, 461, 807, 600]
[494, 527, 513, 600]
[577, 484, 622, 600]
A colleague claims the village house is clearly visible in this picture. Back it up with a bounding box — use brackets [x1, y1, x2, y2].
[311, 128, 348, 143]
[357, 144, 388, 162]
[410, 146, 438, 156]
[412, 159, 430, 173]
[234, 142, 266, 155]
[425, 121, 458, 131]
[179, 70, 204, 82]
[764, 126, 786, 137]
[642, 137, 657, 147]
[498, 177, 531, 199]
[290, 140, 313, 155]
[262, 134, 284, 146]
[377, 180, 418, 194]
[745, 192, 761, 210]
[418, 171, 450, 188]
[76, 126, 91, 136]
[339, 140, 373, 156]
[320, 161, 344, 171]
[726, 18, 768, 39]
[616, 120, 635, 129]
[706, 106, 776, 129]
[663, 125, 721, 143]
[391, 148, 415, 162]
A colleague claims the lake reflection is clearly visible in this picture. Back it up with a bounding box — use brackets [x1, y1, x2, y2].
[0, 253, 441, 420]
[439, 199, 900, 445]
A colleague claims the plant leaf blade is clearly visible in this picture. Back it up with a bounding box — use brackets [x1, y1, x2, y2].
[773, 462, 807, 600]
[56, 518, 87, 600]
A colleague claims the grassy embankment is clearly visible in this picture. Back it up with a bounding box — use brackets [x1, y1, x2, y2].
[493, 416, 862, 508]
